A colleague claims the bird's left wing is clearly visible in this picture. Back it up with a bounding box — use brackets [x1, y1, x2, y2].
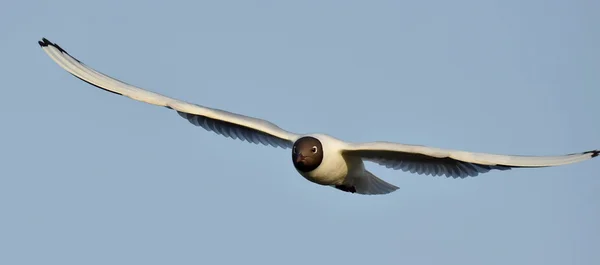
[38, 38, 301, 149]
[342, 141, 598, 178]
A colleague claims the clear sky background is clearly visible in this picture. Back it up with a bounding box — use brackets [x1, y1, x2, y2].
[1, 0, 598, 264]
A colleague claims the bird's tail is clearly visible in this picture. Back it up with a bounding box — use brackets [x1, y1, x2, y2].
[353, 170, 399, 195]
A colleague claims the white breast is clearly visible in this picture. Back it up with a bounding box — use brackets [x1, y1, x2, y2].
[295, 134, 364, 186]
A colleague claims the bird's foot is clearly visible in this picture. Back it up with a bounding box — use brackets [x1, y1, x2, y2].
[334, 185, 356, 193]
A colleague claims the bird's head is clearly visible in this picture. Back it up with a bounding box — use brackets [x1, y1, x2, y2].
[292, 136, 324, 172]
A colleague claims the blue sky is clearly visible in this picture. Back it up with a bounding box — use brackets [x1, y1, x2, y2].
[1, 0, 598, 264]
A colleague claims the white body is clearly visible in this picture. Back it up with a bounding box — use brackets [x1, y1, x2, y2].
[294, 134, 400, 194]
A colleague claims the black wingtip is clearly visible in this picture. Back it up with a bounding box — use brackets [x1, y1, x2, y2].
[39, 38, 49, 47]
[584, 150, 599, 158]
[39, 37, 51, 47]
[38, 37, 80, 62]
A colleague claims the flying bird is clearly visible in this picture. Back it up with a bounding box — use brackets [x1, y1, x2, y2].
[38, 38, 598, 195]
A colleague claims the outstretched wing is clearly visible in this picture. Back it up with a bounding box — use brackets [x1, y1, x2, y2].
[38, 38, 300, 149]
[342, 141, 598, 178]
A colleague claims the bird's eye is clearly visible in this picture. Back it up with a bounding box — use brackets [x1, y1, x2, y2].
[293, 146, 297, 154]
[311, 146, 318, 153]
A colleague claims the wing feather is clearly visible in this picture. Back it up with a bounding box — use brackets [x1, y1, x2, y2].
[38, 38, 300, 149]
[343, 142, 597, 178]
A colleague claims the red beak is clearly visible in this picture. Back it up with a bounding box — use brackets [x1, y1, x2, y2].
[295, 154, 305, 163]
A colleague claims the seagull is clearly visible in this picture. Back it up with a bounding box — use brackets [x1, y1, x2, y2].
[38, 38, 598, 195]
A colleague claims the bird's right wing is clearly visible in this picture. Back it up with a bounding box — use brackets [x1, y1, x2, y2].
[39, 38, 301, 149]
[342, 141, 598, 178]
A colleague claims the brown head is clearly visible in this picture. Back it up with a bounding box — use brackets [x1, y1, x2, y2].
[292, 136, 324, 173]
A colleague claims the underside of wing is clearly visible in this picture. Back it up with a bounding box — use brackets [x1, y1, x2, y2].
[343, 142, 598, 178]
[38, 38, 300, 149]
